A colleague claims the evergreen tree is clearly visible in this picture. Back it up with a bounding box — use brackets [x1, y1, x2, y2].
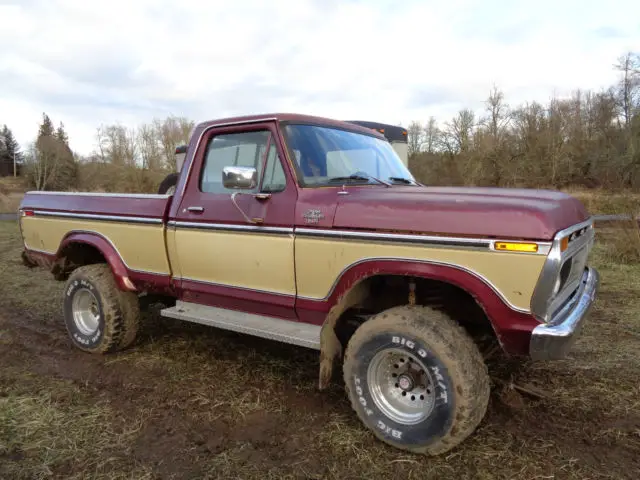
[2, 125, 22, 161]
[0, 124, 21, 176]
[38, 113, 55, 138]
[0, 128, 7, 176]
[56, 122, 69, 145]
[30, 113, 77, 190]
[53, 121, 77, 189]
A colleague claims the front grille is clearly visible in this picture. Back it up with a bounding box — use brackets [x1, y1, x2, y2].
[566, 245, 589, 288]
[547, 230, 593, 318]
[567, 226, 590, 246]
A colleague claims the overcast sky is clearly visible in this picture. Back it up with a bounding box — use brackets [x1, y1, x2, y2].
[1, 0, 639, 156]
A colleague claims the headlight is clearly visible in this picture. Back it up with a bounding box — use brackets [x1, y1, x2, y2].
[552, 259, 573, 298]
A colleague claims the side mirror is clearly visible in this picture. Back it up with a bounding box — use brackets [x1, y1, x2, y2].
[222, 166, 258, 189]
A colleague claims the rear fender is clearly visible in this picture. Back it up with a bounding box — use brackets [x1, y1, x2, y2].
[57, 231, 137, 292]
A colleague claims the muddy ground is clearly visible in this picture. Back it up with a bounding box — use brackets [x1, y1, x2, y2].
[0, 220, 639, 479]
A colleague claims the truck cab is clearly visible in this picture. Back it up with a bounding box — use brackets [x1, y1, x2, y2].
[157, 119, 409, 194]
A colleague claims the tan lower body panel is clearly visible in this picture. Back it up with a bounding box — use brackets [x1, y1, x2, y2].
[22, 215, 543, 313]
[20, 217, 170, 274]
[294, 237, 545, 312]
[170, 228, 297, 296]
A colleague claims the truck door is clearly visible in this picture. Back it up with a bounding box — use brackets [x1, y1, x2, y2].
[169, 121, 298, 319]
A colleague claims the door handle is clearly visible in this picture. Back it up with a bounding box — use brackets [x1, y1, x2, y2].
[185, 206, 204, 213]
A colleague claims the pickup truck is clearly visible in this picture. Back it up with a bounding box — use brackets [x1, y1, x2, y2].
[18, 112, 599, 456]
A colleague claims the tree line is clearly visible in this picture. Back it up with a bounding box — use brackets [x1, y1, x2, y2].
[406, 52, 640, 190]
[3, 114, 194, 192]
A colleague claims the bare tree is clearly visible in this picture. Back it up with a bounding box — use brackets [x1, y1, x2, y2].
[95, 124, 137, 166]
[137, 123, 162, 170]
[482, 85, 511, 141]
[26, 137, 62, 190]
[443, 109, 475, 154]
[423, 116, 440, 154]
[406, 120, 423, 157]
[153, 116, 195, 170]
[614, 52, 640, 129]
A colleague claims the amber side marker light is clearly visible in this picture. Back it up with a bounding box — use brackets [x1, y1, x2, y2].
[494, 241, 539, 253]
[560, 237, 569, 252]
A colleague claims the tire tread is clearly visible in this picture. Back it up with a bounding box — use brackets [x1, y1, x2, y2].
[64, 264, 139, 354]
[343, 304, 490, 455]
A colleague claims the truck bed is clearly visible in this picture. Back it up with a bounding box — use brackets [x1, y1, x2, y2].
[19, 191, 173, 289]
[19, 191, 171, 220]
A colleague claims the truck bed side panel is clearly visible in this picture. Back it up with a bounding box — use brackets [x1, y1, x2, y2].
[20, 192, 172, 276]
[20, 192, 170, 219]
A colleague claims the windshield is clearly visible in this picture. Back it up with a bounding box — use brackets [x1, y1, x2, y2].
[281, 123, 416, 186]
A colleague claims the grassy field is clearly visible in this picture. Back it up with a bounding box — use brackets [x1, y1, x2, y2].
[567, 189, 640, 216]
[0, 177, 26, 213]
[0, 193, 23, 214]
[1, 221, 639, 479]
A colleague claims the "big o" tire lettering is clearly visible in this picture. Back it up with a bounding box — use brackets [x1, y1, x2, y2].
[376, 420, 402, 439]
[392, 336, 428, 358]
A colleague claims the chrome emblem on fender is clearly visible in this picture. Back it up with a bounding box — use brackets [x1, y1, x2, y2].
[303, 209, 324, 224]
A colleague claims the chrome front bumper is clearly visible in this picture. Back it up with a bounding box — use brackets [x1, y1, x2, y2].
[529, 267, 600, 361]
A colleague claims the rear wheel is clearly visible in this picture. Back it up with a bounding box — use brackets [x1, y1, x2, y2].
[343, 305, 490, 455]
[63, 264, 140, 353]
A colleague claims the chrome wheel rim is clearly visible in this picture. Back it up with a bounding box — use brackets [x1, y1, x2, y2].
[71, 288, 100, 335]
[367, 348, 436, 425]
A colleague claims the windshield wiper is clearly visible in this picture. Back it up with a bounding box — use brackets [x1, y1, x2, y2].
[328, 174, 391, 186]
[388, 176, 417, 185]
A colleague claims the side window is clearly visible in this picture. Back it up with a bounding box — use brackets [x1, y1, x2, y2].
[200, 130, 270, 194]
[261, 144, 287, 193]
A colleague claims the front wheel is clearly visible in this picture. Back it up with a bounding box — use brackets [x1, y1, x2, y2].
[343, 305, 490, 455]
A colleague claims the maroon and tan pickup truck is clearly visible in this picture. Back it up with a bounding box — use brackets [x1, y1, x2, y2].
[18, 113, 599, 455]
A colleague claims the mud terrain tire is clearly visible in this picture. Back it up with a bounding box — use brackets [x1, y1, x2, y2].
[343, 304, 490, 455]
[63, 264, 140, 353]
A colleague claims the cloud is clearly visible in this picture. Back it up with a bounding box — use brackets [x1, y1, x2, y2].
[592, 26, 627, 40]
[0, 0, 639, 155]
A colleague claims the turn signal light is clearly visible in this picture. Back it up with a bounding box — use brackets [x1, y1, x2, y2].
[494, 242, 539, 253]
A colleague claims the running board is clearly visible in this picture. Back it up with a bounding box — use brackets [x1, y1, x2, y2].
[160, 300, 321, 350]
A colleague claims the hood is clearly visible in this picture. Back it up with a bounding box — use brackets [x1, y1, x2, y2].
[333, 186, 590, 240]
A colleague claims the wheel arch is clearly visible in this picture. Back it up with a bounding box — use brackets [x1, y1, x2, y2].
[316, 258, 537, 390]
[54, 231, 137, 292]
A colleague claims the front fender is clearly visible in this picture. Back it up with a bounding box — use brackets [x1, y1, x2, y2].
[302, 258, 540, 391]
[324, 258, 539, 338]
